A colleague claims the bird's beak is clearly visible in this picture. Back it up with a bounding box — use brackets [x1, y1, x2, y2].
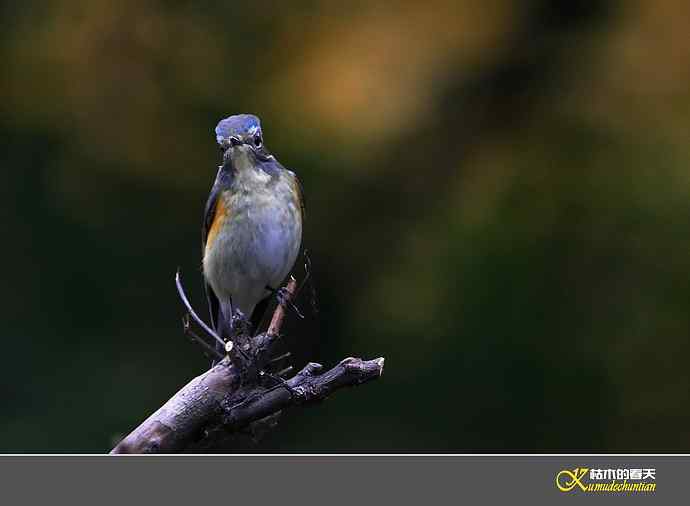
[219, 136, 243, 152]
[220, 136, 253, 170]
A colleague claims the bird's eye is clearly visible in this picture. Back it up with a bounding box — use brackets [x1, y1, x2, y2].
[254, 134, 262, 148]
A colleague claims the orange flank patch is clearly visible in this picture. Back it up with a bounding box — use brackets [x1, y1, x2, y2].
[205, 198, 228, 252]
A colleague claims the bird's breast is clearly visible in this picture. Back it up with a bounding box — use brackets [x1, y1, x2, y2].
[203, 175, 302, 314]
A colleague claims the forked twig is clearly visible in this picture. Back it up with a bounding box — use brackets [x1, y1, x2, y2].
[175, 269, 225, 348]
[183, 315, 223, 360]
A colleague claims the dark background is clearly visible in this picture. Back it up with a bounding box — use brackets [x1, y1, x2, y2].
[2, 0, 689, 452]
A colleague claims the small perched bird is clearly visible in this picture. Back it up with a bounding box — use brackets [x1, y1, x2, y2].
[202, 114, 304, 358]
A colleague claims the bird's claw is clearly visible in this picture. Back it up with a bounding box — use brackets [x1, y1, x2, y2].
[231, 309, 252, 338]
[274, 287, 304, 319]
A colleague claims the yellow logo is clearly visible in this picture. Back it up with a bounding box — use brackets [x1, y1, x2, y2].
[556, 468, 589, 492]
[555, 467, 656, 493]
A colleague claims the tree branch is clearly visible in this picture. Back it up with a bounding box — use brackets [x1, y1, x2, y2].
[110, 277, 385, 453]
[110, 356, 384, 453]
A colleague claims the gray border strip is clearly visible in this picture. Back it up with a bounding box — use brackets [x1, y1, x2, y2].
[1, 455, 685, 505]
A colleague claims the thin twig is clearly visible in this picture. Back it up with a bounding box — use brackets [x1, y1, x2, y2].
[267, 352, 291, 365]
[175, 269, 225, 348]
[267, 276, 298, 336]
[276, 365, 294, 378]
[183, 315, 224, 360]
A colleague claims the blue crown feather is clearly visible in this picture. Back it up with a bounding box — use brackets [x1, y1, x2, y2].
[215, 114, 261, 144]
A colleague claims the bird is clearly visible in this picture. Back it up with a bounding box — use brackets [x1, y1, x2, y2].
[201, 114, 304, 361]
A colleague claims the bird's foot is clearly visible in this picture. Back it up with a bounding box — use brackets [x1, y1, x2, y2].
[231, 309, 252, 340]
[269, 285, 304, 319]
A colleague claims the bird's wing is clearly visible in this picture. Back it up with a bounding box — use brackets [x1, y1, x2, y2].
[263, 156, 305, 223]
[295, 171, 306, 223]
[285, 167, 306, 224]
[201, 180, 222, 332]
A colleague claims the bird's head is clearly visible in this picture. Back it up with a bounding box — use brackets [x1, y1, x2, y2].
[215, 114, 273, 172]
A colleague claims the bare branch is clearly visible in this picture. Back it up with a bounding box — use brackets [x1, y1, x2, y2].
[110, 356, 384, 453]
[110, 361, 239, 453]
[110, 275, 385, 453]
[221, 357, 384, 432]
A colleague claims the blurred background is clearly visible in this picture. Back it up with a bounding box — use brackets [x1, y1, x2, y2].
[1, 0, 689, 452]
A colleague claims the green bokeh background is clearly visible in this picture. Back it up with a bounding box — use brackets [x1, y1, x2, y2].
[2, 0, 689, 452]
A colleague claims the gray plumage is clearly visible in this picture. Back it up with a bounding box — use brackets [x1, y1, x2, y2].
[202, 114, 304, 354]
